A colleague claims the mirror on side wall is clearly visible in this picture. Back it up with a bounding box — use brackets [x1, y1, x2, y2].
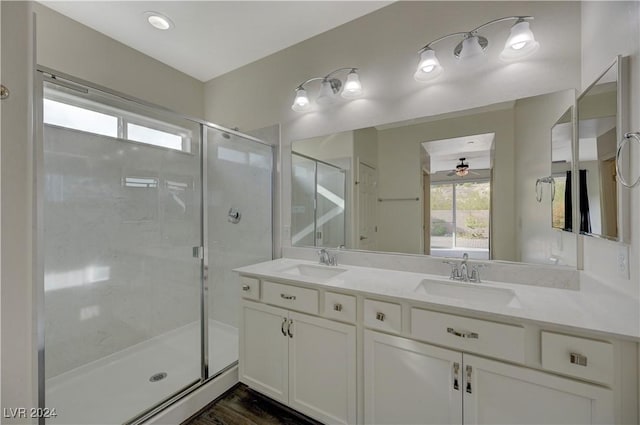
[551, 107, 573, 232]
[577, 56, 627, 241]
[291, 89, 578, 267]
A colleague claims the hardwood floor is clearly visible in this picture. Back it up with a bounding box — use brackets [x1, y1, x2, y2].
[183, 384, 323, 425]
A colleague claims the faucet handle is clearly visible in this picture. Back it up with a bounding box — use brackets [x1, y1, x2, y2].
[470, 264, 488, 283]
[443, 260, 459, 279]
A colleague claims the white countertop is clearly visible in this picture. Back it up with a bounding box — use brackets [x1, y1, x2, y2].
[235, 258, 640, 341]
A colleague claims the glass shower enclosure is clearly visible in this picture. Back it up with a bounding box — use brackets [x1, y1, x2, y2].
[36, 69, 273, 425]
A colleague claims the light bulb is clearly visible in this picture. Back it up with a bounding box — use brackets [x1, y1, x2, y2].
[291, 88, 310, 112]
[144, 12, 174, 30]
[316, 80, 337, 105]
[341, 70, 363, 99]
[500, 20, 540, 61]
[457, 35, 486, 61]
[414, 48, 442, 82]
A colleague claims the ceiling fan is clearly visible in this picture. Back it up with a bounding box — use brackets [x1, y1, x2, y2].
[447, 157, 480, 177]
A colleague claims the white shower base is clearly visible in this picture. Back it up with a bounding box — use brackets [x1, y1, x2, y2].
[46, 320, 238, 425]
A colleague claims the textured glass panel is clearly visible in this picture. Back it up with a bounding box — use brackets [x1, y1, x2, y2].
[206, 128, 273, 377]
[43, 83, 202, 425]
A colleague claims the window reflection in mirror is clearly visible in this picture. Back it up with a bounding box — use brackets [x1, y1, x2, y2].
[577, 61, 619, 240]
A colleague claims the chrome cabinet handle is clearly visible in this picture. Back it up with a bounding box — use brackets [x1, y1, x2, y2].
[281, 318, 287, 336]
[334, 303, 343, 312]
[465, 365, 473, 394]
[287, 319, 294, 338]
[281, 294, 296, 300]
[242, 285, 250, 291]
[447, 327, 479, 339]
[376, 312, 385, 321]
[453, 362, 460, 391]
[360, 235, 368, 240]
[570, 352, 588, 367]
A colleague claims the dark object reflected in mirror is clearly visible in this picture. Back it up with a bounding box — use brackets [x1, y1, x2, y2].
[577, 56, 628, 241]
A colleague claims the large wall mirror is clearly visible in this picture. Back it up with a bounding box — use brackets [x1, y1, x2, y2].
[291, 89, 578, 267]
[577, 55, 629, 242]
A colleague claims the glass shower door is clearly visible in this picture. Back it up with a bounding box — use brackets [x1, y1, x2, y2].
[42, 80, 203, 424]
[205, 127, 273, 376]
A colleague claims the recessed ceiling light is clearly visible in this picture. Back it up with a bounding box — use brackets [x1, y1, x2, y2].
[144, 12, 174, 30]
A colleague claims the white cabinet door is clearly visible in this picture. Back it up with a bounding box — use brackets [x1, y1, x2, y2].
[288, 312, 357, 425]
[364, 330, 463, 425]
[463, 354, 614, 425]
[239, 301, 289, 404]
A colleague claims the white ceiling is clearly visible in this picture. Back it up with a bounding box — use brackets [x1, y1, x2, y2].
[40, 1, 392, 82]
[422, 133, 495, 173]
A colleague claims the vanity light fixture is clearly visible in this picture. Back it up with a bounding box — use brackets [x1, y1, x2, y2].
[144, 12, 174, 30]
[414, 16, 539, 82]
[291, 68, 363, 112]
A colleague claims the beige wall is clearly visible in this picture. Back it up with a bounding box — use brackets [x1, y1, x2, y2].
[514, 90, 577, 266]
[202, 1, 582, 252]
[1, 2, 37, 420]
[376, 108, 516, 259]
[33, 3, 204, 119]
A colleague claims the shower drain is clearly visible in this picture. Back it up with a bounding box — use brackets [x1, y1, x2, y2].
[149, 372, 167, 382]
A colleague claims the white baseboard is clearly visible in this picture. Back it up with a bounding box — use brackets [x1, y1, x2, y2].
[143, 366, 238, 425]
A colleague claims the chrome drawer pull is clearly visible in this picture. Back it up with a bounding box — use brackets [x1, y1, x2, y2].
[242, 285, 251, 291]
[281, 317, 287, 336]
[447, 327, 479, 339]
[334, 303, 343, 312]
[453, 362, 460, 391]
[287, 319, 294, 338]
[281, 294, 296, 300]
[376, 312, 385, 321]
[570, 352, 588, 367]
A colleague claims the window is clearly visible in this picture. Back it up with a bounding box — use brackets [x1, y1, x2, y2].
[44, 99, 118, 138]
[430, 180, 490, 259]
[43, 89, 191, 152]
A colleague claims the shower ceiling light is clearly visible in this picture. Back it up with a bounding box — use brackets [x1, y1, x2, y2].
[414, 16, 538, 82]
[144, 12, 174, 30]
[291, 68, 363, 111]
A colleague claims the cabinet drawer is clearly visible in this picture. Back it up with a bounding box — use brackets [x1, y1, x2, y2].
[364, 299, 401, 333]
[324, 292, 356, 323]
[411, 308, 525, 363]
[262, 281, 319, 314]
[541, 331, 613, 385]
[240, 277, 260, 300]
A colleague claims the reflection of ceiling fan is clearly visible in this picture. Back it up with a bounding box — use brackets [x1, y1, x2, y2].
[447, 157, 480, 177]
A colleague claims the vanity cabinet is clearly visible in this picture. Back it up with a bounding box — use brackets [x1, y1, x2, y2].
[240, 300, 357, 425]
[365, 330, 614, 425]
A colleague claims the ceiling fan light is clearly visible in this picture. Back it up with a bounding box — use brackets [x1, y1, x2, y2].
[500, 20, 540, 61]
[456, 168, 469, 177]
[414, 48, 442, 82]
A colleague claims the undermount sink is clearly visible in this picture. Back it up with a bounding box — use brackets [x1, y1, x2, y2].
[415, 279, 521, 308]
[280, 264, 347, 280]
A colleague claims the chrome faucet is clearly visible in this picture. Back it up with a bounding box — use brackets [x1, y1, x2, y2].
[459, 253, 469, 281]
[318, 248, 337, 266]
[443, 253, 487, 283]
